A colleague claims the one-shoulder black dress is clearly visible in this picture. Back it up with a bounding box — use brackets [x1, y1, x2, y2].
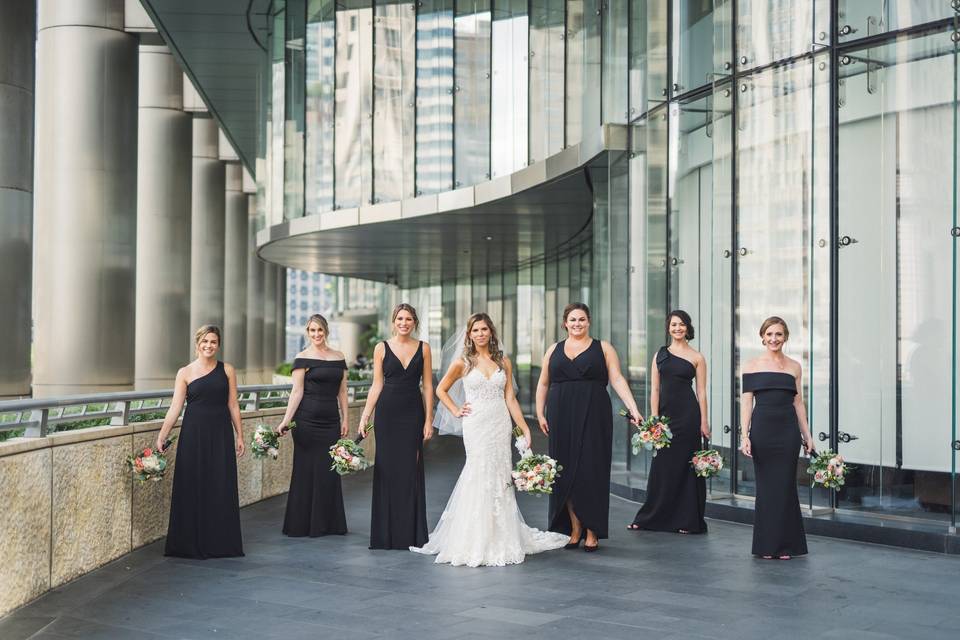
[744, 371, 808, 557]
[369, 341, 428, 549]
[165, 361, 244, 558]
[631, 347, 707, 533]
[282, 358, 348, 537]
[546, 339, 613, 539]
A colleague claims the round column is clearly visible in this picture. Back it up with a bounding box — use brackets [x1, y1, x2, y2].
[223, 162, 248, 368]
[33, 0, 138, 396]
[0, 0, 35, 396]
[275, 266, 286, 364]
[245, 195, 264, 382]
[134, 45, 192, 389]
[190, 115, 226, 330]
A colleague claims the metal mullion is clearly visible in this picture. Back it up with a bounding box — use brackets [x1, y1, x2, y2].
[729, 0, 740, 496]
[828, 0, 840, 509]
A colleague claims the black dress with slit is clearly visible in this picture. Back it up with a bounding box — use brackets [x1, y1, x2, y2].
[631, 347, 707, 533]
[744, 371, 808, 557]
[282, 358, 348, 537]
[546, 339, 613, 539]
[369, 341, 429, 549]
[165, 361, 244, 558]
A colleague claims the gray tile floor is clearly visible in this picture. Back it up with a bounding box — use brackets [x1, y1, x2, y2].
[3, 433, 959, 640]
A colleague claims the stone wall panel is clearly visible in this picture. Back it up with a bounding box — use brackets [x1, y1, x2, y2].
[258, 413, 291, 498]
[51, 436, 132, 588]
[235, 419, 262, 507]
[131, 426, 180, 548]
[0, 448, 52, 617]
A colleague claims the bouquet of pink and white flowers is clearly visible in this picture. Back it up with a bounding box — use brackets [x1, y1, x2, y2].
[126, 436, 177, 483]
[621, 410, 672, 457]
[329, 424, 373, 475]
[807, 450, 848, 490]
[512, 453, 562, 495]
[510, 425, 561, 495]
[691, 448, 724, 478]
[251, 424, 283, 460]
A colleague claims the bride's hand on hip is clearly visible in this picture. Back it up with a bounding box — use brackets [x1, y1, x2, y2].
[455, 403, 472, 418]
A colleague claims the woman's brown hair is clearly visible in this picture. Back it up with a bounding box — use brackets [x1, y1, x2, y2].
[462, 313, 506, 372]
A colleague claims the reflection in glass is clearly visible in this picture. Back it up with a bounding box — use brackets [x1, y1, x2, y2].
[529, 0, 564, 161]
[285, 0, 306, 220]
[630, 0, 668, 119]
[454, 0, 491, 187]
[602, 0, 628, 123]
[837, 1, 951, 43]
[306, 0, 336, 214]
[491, 0, 528, 178]
[736, 0, 812, 70]
[566, 0, 600, 146]
[672, 0, 715, 95]
[373, 0, 416, 202]
[416, 0, 455, 194]
[335, 2, 374, 208]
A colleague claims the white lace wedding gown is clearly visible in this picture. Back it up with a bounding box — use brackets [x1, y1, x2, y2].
[410, 367, 569, 567]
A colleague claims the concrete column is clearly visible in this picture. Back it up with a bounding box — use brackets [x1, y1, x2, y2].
[33, 0, 138, 396]
[189, 115, 226, 330]
[0, 0, 35, 397]
[263, 262, 278, 377]
[134, 45, 192, 389]
[223, 162, 247, 368]
[245, 195, 265, 382]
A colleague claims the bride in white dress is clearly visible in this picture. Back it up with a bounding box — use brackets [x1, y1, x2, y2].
[410, 313, 569, 567]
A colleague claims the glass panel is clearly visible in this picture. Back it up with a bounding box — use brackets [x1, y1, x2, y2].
[736, 0, 813, 71]
[630, 0, 667, 120]
[373, 0, 416, 203]
[736, 59, 820, 500]
[836, 29, 957, 522]
[416, 0, 455, 195]
[335, 1, 374, 208]
[566, 0, 600, 146]
[626, 109, 668, 487]
[454, 0, 491, 187]
[529, 0, 564, 162]
[271, 3, 286, 225]
[285, 0, 306, 220]
[491, 0, 528, 178]
[602, 0, 628, 123]
[668, 90, 734, 495]
[838, 1, 952, 44]
[306, 0, 336, 214]
[672, 0, 716, 95]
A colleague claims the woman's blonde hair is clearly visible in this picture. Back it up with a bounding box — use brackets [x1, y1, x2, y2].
[305, 313, 329, 338]
[462, 313, 506, 372]
[194, 325, 221, 349]
[759, 316, 789, 341]
[391, 303, 420, 333]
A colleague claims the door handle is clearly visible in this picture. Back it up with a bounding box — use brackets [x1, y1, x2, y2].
[838, 431, 859, 443]
[723, 425, 731, 434]
[817, 432, 829, 442]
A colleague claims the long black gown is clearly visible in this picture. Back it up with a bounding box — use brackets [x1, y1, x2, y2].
[744, 371, 808, 557]
[282, 358, 348, 537]
[369, 341, 428, 549]
[546, 339, 613, 539]
[631, 347, 707, 533]
[165, 361, 244, 558]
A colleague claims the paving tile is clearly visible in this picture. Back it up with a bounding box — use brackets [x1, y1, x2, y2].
[2, 436, 959, 640]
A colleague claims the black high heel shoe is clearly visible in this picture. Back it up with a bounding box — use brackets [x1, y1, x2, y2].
[564, 534, 582, 550]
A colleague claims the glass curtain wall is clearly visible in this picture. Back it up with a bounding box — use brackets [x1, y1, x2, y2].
[261, 2, 960, 529]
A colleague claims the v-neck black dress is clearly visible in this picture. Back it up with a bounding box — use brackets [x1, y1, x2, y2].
[282, 358, 348, 537]
[744, 371, 808, 557]
[630, 347, 707, 533]
[165, 361, 244, 558]
[546, 339, 613, 539]
[369, 341, 429, 549]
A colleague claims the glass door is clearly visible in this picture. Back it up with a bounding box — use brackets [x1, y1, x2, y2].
[836, 28, 957, 524]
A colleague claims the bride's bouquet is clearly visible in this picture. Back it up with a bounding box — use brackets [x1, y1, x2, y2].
[126, 436, 177, 483]
[510, 426, 562, 495]
[329, 424, 374, 476]
[621, 409, 672, 457]
[807, 450, 849, 490]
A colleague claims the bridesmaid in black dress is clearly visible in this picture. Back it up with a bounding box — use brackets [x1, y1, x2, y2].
[536, 303, 641, 552]
[740, 316, 815, 559]
[358, 303, 434, 549]
[629, 310, 709, 534]
[276, 314, 349, 537]
[156, 325, 245, 559]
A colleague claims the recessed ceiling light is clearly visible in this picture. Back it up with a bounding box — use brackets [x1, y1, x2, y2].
[485, 236, 493, 241]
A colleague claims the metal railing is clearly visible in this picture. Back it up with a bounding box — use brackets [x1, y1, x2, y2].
[0, 381, 373, 438]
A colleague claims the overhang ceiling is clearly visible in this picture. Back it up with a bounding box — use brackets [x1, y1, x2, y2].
[139, 0, 271, 170]
[258, 168, 596, 288]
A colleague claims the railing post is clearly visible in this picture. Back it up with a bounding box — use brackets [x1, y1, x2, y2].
[111, 400, 132, 426]
[26, 408, 49, 437]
